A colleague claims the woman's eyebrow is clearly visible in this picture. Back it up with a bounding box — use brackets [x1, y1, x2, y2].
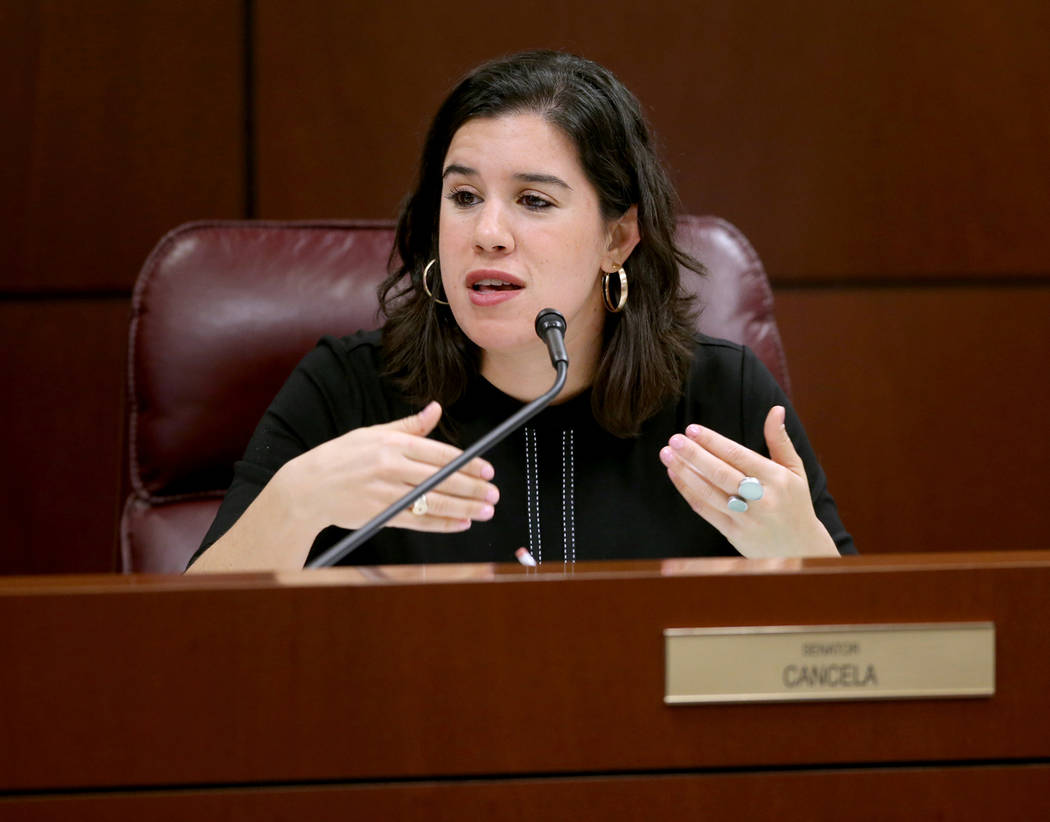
[442, 163, 476, 179]
[441, 165, 572, 191]
[514, 172, 572, 190]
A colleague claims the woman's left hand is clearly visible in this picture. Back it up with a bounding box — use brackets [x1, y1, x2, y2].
[659, 405, 839, 558]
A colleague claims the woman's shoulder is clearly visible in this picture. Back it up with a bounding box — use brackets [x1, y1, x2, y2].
[688, 332, 752, 374]
[684, 333, 786, 401]
[318, 327, 384, 358]
[299, 328, 386, 379]
[691, 332, 746, 355]
[273, 327, 412, 433]
[270, 328, 391, 407]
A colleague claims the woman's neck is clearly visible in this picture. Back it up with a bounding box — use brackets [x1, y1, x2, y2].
[480, 332, 602, 404]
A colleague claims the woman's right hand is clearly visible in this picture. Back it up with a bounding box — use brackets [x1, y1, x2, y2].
[278, 401, 499, 535]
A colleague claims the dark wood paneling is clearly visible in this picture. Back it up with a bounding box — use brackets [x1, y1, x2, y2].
[0, 300, 129, 574]
[775, 285, 1050, 553]
[0, 1, 243, 291]
[2, 557, 1049, 790]
[4, 766, 1050, 820]
[254, 0, 1050, 280]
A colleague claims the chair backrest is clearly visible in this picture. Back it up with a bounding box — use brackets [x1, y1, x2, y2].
[121, 216, 790, 572]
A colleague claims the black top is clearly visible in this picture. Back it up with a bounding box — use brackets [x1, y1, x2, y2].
[194, 331, 855, 566]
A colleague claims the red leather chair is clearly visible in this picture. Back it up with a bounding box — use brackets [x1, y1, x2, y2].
[121, 217, 790, 573]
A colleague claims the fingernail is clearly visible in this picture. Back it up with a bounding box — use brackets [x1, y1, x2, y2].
[455, 519, 472, 531]
[477, 504, 495, 520]
[515, 547, 537, 567]
[669, 434, 686, 450]
[659, 446, 674, 465]
[485, 487, 500, 504]
[480, 463, 495, 480]
[686, 424, 702, 437]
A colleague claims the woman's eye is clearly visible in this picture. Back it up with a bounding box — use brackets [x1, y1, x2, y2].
[520, 194, 552, 210]
[447, 189, 480, 208]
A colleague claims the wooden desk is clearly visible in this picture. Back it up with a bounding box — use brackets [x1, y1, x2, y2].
[3, 552, 1049, 819]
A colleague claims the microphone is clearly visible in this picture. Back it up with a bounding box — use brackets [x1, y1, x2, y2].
[308, 308, 570, 568]
[534, 307, 568, 366]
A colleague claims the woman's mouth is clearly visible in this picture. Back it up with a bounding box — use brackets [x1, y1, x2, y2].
[466, 271, 525, 306]
[472, 278, 523, 293]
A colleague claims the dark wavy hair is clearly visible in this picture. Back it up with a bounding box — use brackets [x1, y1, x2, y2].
[379, 50, 702, 438]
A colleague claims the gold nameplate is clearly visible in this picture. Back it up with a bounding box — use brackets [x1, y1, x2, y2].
[664, 623, 995, 704]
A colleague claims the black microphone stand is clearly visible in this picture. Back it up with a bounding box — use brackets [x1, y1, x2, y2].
[308, 311, 569, 568]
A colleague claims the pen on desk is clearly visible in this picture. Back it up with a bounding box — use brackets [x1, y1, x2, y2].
[515, 547, 537, 567]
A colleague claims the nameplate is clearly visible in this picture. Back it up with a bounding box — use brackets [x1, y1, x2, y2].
[664, 623, 995, 704]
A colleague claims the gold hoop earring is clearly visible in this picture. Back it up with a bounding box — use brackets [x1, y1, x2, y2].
[602, 266, 628, 312]
[422, 259, 449, 305]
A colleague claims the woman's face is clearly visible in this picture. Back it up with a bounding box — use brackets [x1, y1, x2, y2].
[438, 112, 626, 362]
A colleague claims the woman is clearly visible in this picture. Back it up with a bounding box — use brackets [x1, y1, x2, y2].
[188, 50, 854, 572]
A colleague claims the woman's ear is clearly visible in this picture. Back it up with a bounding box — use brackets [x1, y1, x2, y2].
[605, 205, 641, 268]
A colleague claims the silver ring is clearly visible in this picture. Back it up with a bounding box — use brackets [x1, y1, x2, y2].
[411, 495, 428, 516]
[727, 495, 749, 513]
[738, 476, 764, 501]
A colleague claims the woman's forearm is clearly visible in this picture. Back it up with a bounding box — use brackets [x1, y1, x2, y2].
[185, 464, 319, 573]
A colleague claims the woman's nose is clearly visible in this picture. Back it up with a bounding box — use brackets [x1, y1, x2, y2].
[474, 202, 514, 253]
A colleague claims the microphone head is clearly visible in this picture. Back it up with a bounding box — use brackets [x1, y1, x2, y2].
[534, 308, 567, 338]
